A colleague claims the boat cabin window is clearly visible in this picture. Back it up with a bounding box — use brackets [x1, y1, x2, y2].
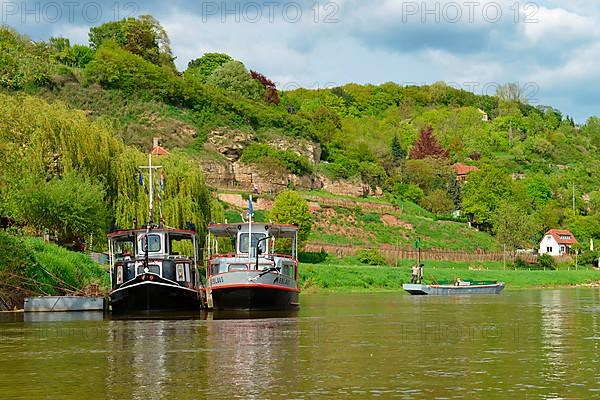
[281, 263, 295, 278]
[114, 241, 134, 259]
[138, 234, 162, 254]
[238, 233, 267, 254]
[229, 263, 249, 272]
[169, 235, 195, 258]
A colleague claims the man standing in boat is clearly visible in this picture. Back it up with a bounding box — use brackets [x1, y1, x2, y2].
[418, 263, 424, 284]
[411, 264, 420, 284]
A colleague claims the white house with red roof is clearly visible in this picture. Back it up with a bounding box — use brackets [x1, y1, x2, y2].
[539, 229, 578, 256]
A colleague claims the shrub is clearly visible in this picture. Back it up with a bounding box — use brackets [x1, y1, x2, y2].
[394, 183, 424, 204]
[579, 250, 599, 267]
[513, 258, 530, 270]
[298, 250, 328, 264]
[241, 144, 313, 175]
[537, 253, 557, 270]
[357, 248, 387, 266]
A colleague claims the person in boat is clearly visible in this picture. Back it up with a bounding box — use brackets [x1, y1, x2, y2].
[418, 264, 424, 284]
[411, 264, 420, 284]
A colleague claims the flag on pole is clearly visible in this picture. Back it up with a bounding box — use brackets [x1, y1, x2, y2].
[160, 170, 165, 191]
[248, 195, 254, 216]
[414, 238, 421, 249]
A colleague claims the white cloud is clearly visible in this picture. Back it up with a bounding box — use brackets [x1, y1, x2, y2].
[521, 6, 599, 44]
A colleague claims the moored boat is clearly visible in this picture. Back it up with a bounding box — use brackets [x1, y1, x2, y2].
[108, 225, 203, 313]
[403, 280, 505, 295]
[108, 154, 203, 313]
[205, 215, 300, 311]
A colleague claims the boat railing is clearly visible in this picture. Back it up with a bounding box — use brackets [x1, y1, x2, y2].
[209, 253, 297, 262]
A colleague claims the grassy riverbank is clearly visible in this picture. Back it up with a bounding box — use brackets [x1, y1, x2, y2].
[299, 261, 600, 292]
[0, 232, 108, 309]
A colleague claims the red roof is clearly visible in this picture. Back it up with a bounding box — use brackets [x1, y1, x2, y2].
[151, 145, 170, 156]
[453, 163, 479, 176]
[546, 229, 578, 245]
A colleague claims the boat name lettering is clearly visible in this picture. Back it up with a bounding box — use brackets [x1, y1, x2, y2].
[211, 276, 224, 285]
[274, 276, 291, 286]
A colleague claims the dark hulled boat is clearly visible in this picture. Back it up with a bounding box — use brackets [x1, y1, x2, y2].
[108, 153, 203, 313]
[108, 226, 203, 313]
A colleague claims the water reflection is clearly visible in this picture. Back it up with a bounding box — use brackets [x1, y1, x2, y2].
[23, 311, 104, 322]
[205, 316, 300, 399]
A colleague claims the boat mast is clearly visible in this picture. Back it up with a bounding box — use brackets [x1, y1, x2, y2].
[139, 154, 162, 225]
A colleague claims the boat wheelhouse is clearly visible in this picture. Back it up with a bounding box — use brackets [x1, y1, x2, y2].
[205, 222, 300, 310]
[108, 226, 203, 312]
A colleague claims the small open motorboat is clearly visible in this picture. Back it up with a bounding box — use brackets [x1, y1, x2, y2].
[403, 280, 505, 295]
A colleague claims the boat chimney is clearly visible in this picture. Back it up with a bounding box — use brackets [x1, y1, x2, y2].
[153, 137, 160, 148]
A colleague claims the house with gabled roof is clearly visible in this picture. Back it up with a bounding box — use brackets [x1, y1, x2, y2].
[538, 229, 578, 256]
[453, 163, 479, 183]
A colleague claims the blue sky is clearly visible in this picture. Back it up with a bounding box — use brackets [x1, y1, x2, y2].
[2, 0, 598, 122]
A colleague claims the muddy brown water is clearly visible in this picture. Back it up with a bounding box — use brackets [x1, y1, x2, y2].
[1, 289, 599, 399]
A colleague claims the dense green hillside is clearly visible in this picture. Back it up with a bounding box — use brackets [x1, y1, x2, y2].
[2, 15, 600, 257]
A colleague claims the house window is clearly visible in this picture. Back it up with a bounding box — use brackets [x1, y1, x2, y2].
[546, 247, 553, 253]
[560, 246, 565, 253]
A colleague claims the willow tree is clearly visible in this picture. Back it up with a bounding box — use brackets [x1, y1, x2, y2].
[0, 93, 212, 241]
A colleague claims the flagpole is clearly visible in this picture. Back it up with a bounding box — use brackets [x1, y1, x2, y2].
[248, 195, 252, 257]
[148, 154, 154, 224]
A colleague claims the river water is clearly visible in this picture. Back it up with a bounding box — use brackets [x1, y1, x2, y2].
[1, 289, 599, 399]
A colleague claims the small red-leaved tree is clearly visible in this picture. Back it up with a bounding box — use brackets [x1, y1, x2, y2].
[250, 70, 280, 105]
[410, 126, 449, 159]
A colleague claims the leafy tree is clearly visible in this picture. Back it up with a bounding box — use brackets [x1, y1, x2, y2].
[89, 20, 126, 49]
[390, 134, 405, 163]
[567, 215, 600, 244]
[15, 174, 108, 246]
[420, 189, 455, 214]
[496, 83, 528, 104]
[491, 202, 535, 250]
[206, 61, 264, 100]
[461, 166, 516, 225]
[410, 126, 449, 159]
[250, 70, 280, 105]
[85, 41, 172, 95]
[524, 175, 553, 208]
[0, 27, 54, 90]
[186, 52, 233, 82]
[404, 157, 452, 193]
[393, 183, 424, 204]
[88, 15, 174, 68]
[268, 190, 312, 249]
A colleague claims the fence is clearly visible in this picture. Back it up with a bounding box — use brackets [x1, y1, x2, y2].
[304, 243, 567, 265]
[302, 195, 400, 214]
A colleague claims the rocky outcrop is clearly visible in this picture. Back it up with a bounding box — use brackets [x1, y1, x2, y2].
[199, 127, 382, 197]
[267, 137, 322, 164]
[206, 128, 255, 162]
[200, 159, 235, 186]
[320, 175, 382, 197]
